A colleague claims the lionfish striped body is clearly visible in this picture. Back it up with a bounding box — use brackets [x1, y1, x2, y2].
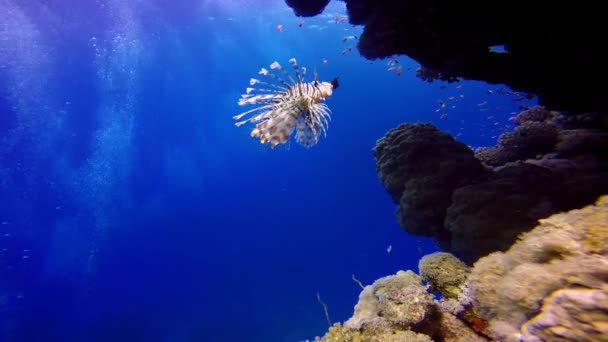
[233, 58, 336, 148]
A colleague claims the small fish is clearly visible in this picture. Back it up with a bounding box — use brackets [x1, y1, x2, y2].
[387, 245, 393, 256]
[298, 20, 304, 27]
[276, 24, 283, 32]
[322, 58, 328, 65]
[342, 35, 357, 42]
[396, 66, 402, 75]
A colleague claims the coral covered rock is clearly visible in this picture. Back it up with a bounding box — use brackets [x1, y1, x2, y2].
[468, 195, 608, 342]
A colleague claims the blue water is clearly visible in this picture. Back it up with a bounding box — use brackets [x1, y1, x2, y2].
[0, 1, 536, 341]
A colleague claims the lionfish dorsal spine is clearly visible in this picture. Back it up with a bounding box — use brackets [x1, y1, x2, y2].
[257, 66, 291, 89]
[289, 58, 303, 86]
[269, 61, 295, 86]
[249, 78, 286, 91]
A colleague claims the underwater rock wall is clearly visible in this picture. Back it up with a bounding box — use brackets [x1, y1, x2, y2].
[313, 197, 608, 341]
[284, 0, 608, 113]
[373, 106, 608, 263]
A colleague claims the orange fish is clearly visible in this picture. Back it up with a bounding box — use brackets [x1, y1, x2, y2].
[298, 20, 304, 27]
[396, 66, 402, 75]
[341, 46, 352, 55]
[276, 24, 283, 32]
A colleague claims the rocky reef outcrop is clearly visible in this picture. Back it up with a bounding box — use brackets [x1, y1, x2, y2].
[284, 0, 608, 113]
[372, 123, 489, 250]
[373, 107, 608, 263]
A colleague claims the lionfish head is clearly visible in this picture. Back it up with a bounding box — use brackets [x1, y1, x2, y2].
[316, 81, 334, 98]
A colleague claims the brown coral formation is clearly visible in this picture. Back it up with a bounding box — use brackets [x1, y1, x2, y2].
[468, 195, 608, 342]
[373, 107, 608, 263]
[372, 123, 489, 250]
[314, 270, 488, 342]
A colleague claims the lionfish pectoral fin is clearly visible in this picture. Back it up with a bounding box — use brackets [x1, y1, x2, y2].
[251, 114, 296, 148]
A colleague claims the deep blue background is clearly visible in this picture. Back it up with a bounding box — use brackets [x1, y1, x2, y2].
[0, 1, 535, 341]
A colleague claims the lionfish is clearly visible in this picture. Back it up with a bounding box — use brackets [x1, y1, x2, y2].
[233, 58, 339, 148]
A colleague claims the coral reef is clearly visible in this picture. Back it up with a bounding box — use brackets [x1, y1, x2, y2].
[313, 198, 607, 341]
[314, 270, 488, 342]
[468, 195, 608, 342]
[284, 0, 608, 113]
[373, 107, 608, 263]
